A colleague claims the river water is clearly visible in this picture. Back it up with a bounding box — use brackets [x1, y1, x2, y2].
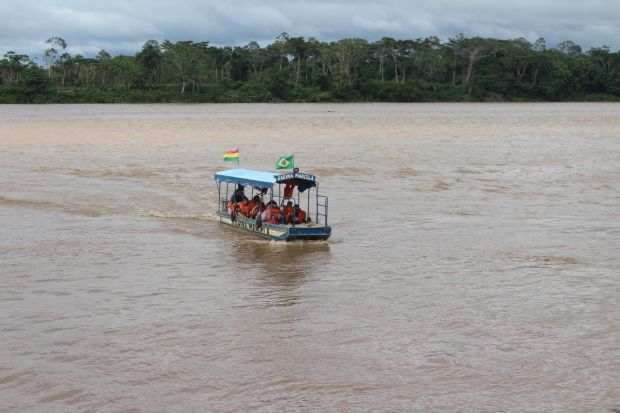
[1, 103, 619, 412]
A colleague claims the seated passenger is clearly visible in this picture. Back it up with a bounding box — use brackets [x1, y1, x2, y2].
[283, 201, 294, 224]
[251, 201, 264, 219]
[250, 195, 261, 209]
[261, 200, 281, 224]
[255, 203, 266, 228]
[292, 204, 306, 225]
[270, 202, 282, 224]
[239, 198, 252, 217]
[260, 203, 270, 222]
[228, 201, 242, 221]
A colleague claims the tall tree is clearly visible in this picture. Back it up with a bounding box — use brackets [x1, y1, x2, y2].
[136, 40, 162, 91]
[44, 36, 67, 78]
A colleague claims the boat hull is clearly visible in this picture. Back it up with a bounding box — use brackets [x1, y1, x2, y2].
[216, 212, 331, 241]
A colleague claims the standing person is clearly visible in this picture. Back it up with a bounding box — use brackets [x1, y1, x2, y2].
[231, 184, 247, 203]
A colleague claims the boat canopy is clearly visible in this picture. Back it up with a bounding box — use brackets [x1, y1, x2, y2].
[214, 168, 276, 189]
[275, 172, 317, 192]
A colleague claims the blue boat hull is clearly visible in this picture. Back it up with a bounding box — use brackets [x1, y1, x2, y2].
[217, 212, 331, 241]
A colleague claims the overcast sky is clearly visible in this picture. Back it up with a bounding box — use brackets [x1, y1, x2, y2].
[2, 0, 619, 59]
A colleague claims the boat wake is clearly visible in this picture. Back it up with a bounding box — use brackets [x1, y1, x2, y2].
[0, 195, 104, 217]
[137, 209, 220, 222]
[1, 195, 219, 222]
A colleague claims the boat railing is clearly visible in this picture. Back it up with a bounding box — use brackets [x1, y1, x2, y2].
[221, 193, 329, 227]
[317, 195, 328, 226]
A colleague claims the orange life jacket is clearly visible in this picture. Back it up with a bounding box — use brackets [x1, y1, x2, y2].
[240, 202, 252, 217]
[297, 209, 306, 223]
[268, 206, 282, 224]
[283, 205, 294, 223]
[283, 180, 298, 197]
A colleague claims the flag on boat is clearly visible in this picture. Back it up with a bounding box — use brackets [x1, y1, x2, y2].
[223, 149, 239, 162]
[275, 155, 294, 170]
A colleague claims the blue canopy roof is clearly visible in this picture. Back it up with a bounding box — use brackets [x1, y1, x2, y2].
[214, 168, 276, 189]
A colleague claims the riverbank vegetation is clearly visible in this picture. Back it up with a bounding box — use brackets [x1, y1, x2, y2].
[1, 34, 619, 103]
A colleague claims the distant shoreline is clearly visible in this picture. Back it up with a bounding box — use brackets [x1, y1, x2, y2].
[1, 91, 619, 104]
[3, 36, 619, 104]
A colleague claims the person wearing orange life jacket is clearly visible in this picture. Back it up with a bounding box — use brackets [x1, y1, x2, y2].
[249, 195, 260, 217]
[249, 195, 260, 209]
[283, 180, 298, 198]
[227, 201, 240, 214]
[292, 204, 306, 225]
[262, 200, 282, 224]
[270, 204, 282, 224]
[251, 200, 265, 219]
[228, 201, 242, 221]
[238, 198, 252, 217]
[283, 201, 294, 224]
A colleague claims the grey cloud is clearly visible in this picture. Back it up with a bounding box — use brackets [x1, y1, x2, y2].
[1, 0, 619, 58]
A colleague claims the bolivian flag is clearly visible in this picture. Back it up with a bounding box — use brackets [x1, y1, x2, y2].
[275, 155, 294, 170]
[223, 149, 239, 162]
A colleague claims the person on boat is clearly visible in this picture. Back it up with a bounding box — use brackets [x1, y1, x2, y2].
[250, 200, 264, 219]
[226, 200, 237, 214]
[231, 184, 247, 203]
[269, 201, 282, 224]
[283, 180, 298, 198]
[258, 200, 282, 224]
[250, 194, 260, 206]
[260, 203, 270, 222]
[228, 201, 242, 221]
[255, 203, 266, 229]
[249, 195, 260, 216]
[292, 204, 306, 225]
[239, 198, 252, 217]
[283, 201, 294, 224]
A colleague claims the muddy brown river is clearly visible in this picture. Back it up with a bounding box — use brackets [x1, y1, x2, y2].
[1, 103, 619, 412]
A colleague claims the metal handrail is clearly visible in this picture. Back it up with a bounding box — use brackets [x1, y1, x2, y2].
[317, 195, 328, 226]
[225, 193, 329, 227]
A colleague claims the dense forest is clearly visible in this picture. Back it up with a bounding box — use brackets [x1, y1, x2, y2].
[1, 33, 619, 103]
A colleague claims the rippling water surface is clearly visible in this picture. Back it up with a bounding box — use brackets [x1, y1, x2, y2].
[1, 103, 619, 412]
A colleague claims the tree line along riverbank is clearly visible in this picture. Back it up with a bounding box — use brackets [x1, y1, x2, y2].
[1, 34, 619, 103]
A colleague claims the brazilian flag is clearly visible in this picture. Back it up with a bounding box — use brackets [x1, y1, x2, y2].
[275, 155, 294, 170]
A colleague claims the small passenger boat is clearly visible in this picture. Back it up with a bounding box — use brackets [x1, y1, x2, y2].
[214, 168, 331, 241]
